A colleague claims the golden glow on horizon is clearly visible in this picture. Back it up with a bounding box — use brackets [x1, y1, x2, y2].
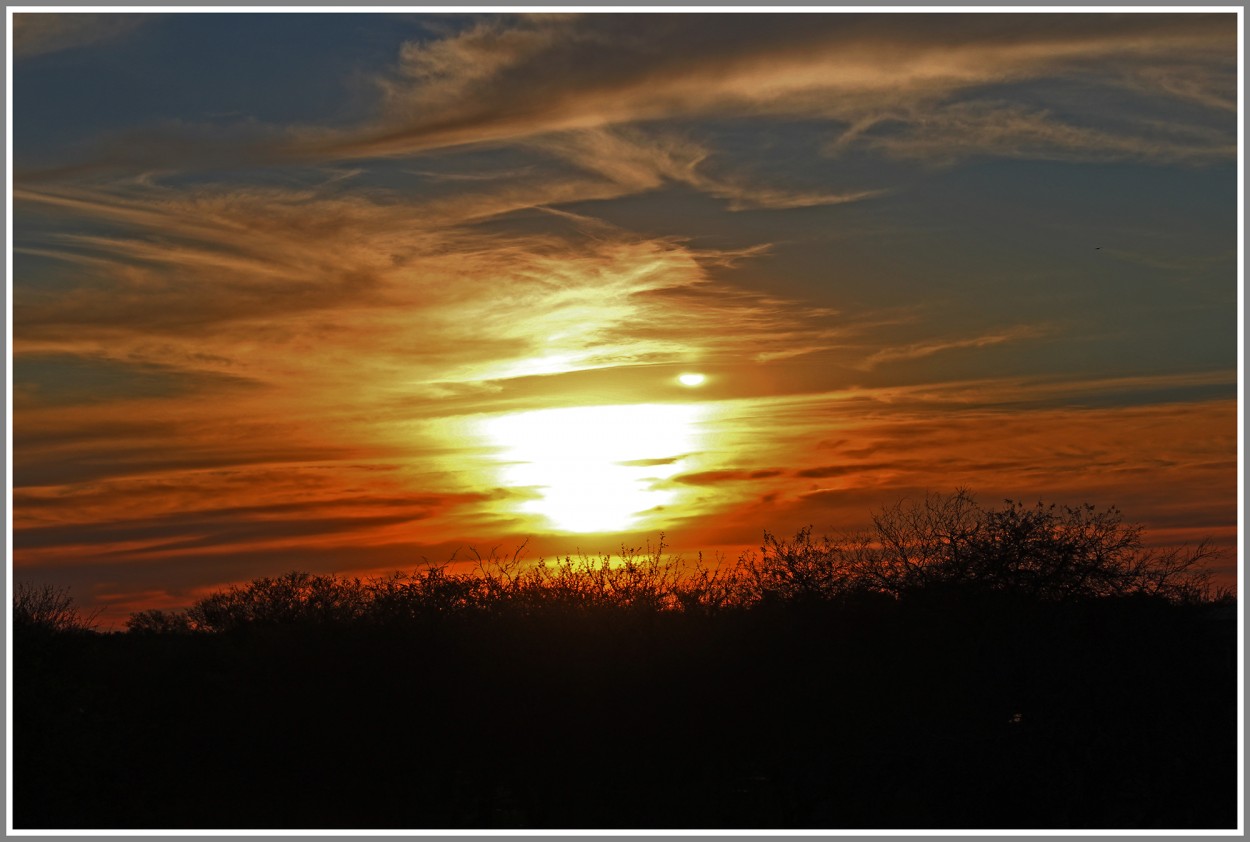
[678, 372, 706, 387]
[479, 403, 708, 533]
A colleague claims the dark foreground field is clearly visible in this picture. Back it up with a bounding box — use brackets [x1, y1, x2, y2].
[15, 594, 1238, 829]
[13, 494, 1240, 829]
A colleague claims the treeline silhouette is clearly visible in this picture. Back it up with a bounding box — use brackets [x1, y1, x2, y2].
[14, 492, 1238, 829]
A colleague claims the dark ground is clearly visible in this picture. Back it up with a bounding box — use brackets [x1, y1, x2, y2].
[14, 593, 1238, 830]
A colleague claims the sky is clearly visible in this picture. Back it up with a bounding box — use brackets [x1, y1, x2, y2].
[8, 11, 1241, 624]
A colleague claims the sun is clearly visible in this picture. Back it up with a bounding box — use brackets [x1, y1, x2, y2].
[479, 403, 707, 533]
[678, 372, 706, 387]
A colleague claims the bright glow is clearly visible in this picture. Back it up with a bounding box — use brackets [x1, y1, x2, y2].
[678, 372, 706, 387]
[487, 352, 581, 380]
[479, 403, 707, 533]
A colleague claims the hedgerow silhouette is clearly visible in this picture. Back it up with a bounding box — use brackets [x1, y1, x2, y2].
[123, 490, 1227, 634]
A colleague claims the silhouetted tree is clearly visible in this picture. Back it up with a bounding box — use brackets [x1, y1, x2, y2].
[866, 490, 1222, 602]
[733, 490, 1224, 605]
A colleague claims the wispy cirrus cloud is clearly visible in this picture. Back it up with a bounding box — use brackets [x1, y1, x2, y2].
[531, 127, 888, 211]
[306, 13, 1235, 165]
[14, 14, 1235, 186]
[828, 100, 1236, 165]
[14, 175, 862, 400]
[861, 324, 1053, 369]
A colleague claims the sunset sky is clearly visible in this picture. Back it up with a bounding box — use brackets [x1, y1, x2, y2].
[9, 11, 1240, 623]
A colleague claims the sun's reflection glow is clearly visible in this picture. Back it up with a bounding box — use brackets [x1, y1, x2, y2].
[479, 403, 708, 533]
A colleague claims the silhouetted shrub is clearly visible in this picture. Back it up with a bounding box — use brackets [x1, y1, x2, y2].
[125, 609, 195, 634]
[186, 571, 370, 632]
[13, 582, 97, 635]
[365, 564, 493, 623]
[739, 526, 869, 603]
[672, 551, 745, 615]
